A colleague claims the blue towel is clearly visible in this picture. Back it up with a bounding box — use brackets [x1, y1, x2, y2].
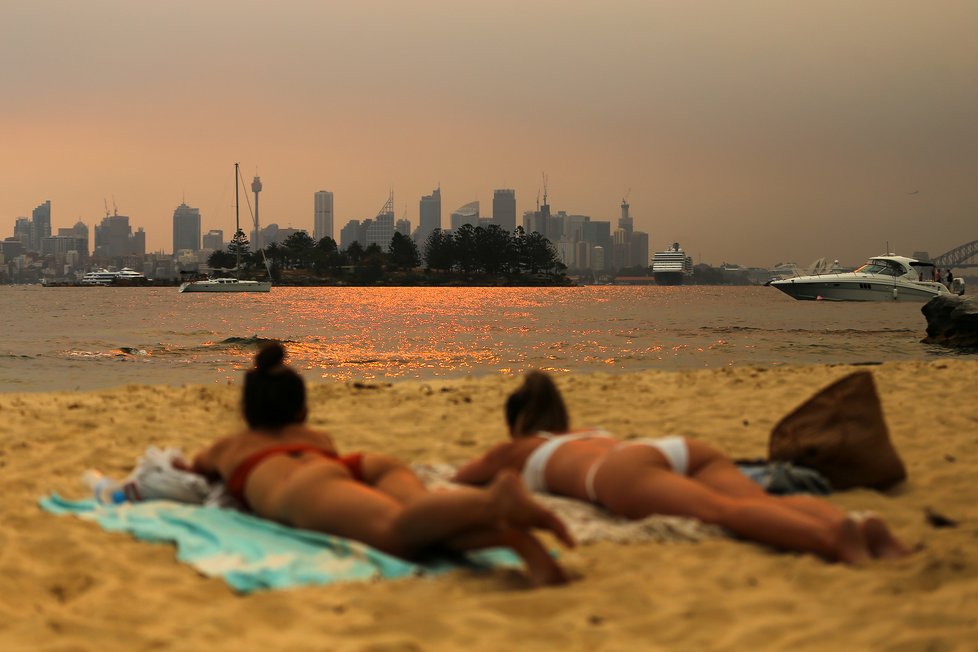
[40, 494, 521, 593]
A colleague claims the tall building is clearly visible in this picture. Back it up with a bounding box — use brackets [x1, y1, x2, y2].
[72, 221, 89, 257]
[314, 190, 334, 242]
[31, 200, 51, 251]
[13, 218, 31, 247]
[366, 213, 395, 248]
[340, 220, 361, 250]
[618, 199, 633, 236]
[417, 186, 441, 244]
[202, 229, 224, 251]
[172, 202, 202, 253]
[94, 213, 135, 258]
[395, 218, 411, 237]
[630, 231, 649, 269]
[450, 201, 479, 231]
[492, 189, 516, 232]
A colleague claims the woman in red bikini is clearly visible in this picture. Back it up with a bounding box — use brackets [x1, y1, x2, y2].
[184, 344, 574, 586]
[454, 371, 911, 564]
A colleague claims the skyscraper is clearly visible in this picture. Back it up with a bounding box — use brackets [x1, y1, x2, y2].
[417, 186, 441, 244]
[450, 201, 479, 231]
[492, 189, 516, 233]
[31, 200, 51, 251]
[618, 199, 633, 236]
[94, 213, 137, 258]
[314, 190, 334, 242]
[202, 229, 224, 251]
[172, 202, 201, 253]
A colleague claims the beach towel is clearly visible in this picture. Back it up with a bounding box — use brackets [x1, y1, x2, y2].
[39, 494, 521, 593]
[109, 447, 724, 545]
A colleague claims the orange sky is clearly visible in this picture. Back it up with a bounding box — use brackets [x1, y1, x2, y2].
[2, 0, 976, 267]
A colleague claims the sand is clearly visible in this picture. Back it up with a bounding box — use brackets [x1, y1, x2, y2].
[2, 360, 977, 651]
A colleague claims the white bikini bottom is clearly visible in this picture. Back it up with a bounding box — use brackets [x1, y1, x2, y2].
[583, 435, 690, 504]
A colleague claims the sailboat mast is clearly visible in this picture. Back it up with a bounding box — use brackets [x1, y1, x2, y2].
[234, 162, 241, 274]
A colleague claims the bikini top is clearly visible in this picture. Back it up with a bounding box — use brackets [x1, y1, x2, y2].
[521, 428, 613, 493]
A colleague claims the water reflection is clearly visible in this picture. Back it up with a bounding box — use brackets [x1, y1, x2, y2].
[0, 285, 953, 391]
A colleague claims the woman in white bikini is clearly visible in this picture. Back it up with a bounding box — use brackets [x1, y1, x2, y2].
[454, 371, 911, 564]
[184, 345, 574, 586]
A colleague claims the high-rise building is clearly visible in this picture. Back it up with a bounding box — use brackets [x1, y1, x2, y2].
[72, 221, 89, 257]
[395, 219, 411, 237]
[492, 189, 516, 233]
[366, 213, 395, 248]
[450, 201, 479, 231]
[202, 229, 224, 251]
[172, 203, 202, 254]
[94, 213, 136, 258]
[340, 220, 361, 250]
[31, 200, 51, 251]
[618, 199, 633, 236]
[13, 218, 31, 247]
[417, 186, 441, 244]
[630, 231, 649, 269]
[314, 190, 334, 242]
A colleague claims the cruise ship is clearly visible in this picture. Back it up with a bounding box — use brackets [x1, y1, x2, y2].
[651, 243, 693, 285]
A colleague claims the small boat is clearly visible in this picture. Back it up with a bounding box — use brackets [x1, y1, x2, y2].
[179, 163, 273, 294]
[652, 243, 693, 285]
[179, 277, 271, 293]
[768, 254, 965, 302]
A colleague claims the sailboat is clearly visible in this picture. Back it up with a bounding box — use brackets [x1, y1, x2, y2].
[179, 163, 272, 293]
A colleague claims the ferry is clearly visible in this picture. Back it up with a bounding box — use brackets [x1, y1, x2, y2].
[80, 268, 147, 286]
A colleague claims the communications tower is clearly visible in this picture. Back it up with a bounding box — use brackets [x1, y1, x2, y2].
[252, 175, 263, 249]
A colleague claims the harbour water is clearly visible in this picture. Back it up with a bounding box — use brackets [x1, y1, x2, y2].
[0, 285, 964, 392]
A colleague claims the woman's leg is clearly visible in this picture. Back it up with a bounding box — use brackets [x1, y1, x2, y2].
[687, 444, 910, 559]
[599, 460, 868, 563]
[283, 465, 572, 558]
[357, 453, 570, 584]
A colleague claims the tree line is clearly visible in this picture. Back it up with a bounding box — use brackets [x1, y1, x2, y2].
[208, 223, 567, 284]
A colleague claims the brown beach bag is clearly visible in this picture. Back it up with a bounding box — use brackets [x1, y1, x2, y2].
[768, 371, 907, 491]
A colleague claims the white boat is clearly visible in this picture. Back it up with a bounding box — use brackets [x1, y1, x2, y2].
[81, 267, 146, 286]
[179, 277, 271, 293]
[652, 243, 693, 285]
[768, 254, 965, 302]
[179, 163, 273, 294]
[81, 269, 117, 285]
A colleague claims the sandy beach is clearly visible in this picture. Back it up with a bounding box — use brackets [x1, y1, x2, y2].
[2, 359, 977, 651]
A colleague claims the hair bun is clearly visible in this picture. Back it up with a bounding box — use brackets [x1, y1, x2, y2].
[254, 342, 286, 372]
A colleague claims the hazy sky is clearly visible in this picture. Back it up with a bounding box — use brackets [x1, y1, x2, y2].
[3, 1, 976, 267]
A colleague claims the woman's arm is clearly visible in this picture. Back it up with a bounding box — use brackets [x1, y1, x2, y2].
[453, 443, 515, 485]
[188, 437, 229, 481]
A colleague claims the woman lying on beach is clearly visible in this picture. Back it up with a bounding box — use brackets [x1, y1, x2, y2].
[453, 371, 912, 564]
[180, 344, 574, 586]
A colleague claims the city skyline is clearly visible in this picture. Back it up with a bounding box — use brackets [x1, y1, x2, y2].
[3, 1, 977, 266]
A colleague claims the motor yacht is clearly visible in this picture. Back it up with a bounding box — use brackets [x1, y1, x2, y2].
[768, 254, 965, 301]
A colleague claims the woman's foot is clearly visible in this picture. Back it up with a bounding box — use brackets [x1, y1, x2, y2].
[834, 516, 871, 564]
[489, 470, 575, 548]
[501, 528, 570, 587]
[860, 514, 913, 559]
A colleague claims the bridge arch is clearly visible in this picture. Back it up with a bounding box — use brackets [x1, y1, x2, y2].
[932, 240, 978, 268]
